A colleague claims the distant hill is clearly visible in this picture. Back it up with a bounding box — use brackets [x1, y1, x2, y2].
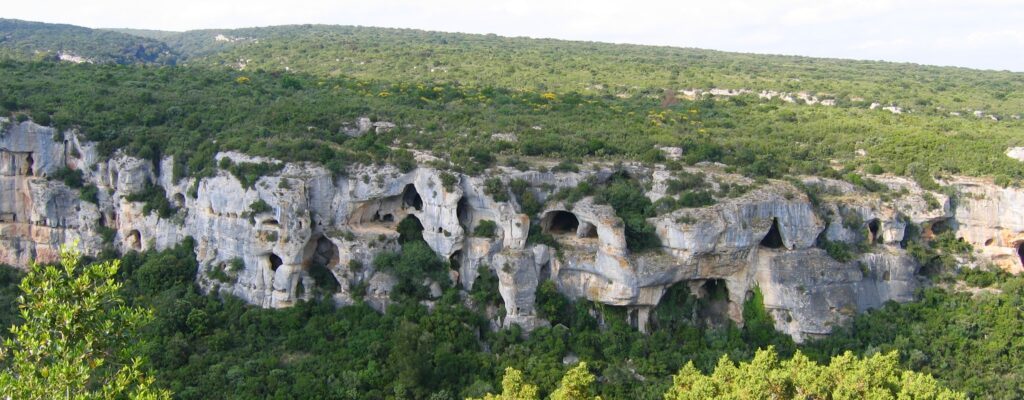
[0, 19, 177, 64]
[181, 24, 1023, 115]
[0, 20, 1023, 185]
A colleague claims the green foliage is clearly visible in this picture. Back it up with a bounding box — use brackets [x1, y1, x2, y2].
[468, 367, 539, 400]
[122, 237, 197, 295]
[0, 243, 169, 399]
[959, 264, 1011, 288]
[550, 362, 599, 400]
[125, 183, 176, 218]
[842, 172, 886, 192]
[469, 265, 502, 308]
[473, 219, 498, 238]
[593, 179, 660, 252]
[821, 239, 861, 263]
[97, 225, 117, 244]
[223, 161, 284, 189]
[664, 347, 964, 400]
[397, 216, 425, 244]
[804, 276, 1024, 399]
[78, 184, 99, 204]
[0, 265, 23, 332]
[0, 19, 177, 65]
[484, 177, 510, 202]
[50, 167, 84, 188]
[510, 179, 542, 216]
[373, 241, 447, 300]
[247, 198, 272, 215]
[439, 171, 458, 191]
[536, 280, 569, 323]
[665, 171, 708, 194]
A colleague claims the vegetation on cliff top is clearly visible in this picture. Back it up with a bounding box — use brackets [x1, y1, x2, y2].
[1, 21, 1023, 185]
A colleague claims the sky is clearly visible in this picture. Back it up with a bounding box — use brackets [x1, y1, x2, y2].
[5, 0, 1024, 71]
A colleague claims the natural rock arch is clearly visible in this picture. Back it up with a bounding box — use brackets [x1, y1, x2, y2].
[760, 218, 784, 249]
[125, 229, 142, 251]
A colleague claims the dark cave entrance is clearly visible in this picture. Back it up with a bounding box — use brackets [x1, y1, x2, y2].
[539, 260, 551, 281]
[457, 196, 471, 230]
[930, 219, 951, 235]
[544, 211, 579, 235]
[269, 253, 283, 272]
[398, 215, 425, 244]
[172, 193, 186, 209]
[760, 218, 784, 249]
[403, 184, 423, 211]
[449, 250, 462, 271]
[867, 219, 881, 243]
[1017, 243, 1024, 268]
[24, 153, 33, 176]
[261, 218, 280, 228]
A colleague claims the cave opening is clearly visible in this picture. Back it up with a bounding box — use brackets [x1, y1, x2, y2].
[867, 219, 881, 243]
[261, 218, 280, 228]
[172, 193, 186, 209]
[126, 230, 142, 251]
[985, 238, 995, 246]
[311, 236, 339, 267]
[930, 219, 951, 235]
[397, 215, 425, 244]
[381, 213, 394, 222]
[457, 196, 471, 230]
[578, 221, 599, 239]
[24, 153, 33, 176]
[543, 211, 580, 235]
[539, 261, 551, 281]
[269, 253, 283, 272]
[760, 218, 784, 249]
[449, 250, 462, 271]
[403, 184, 423, 211]
[1017, 243, 1024, 268]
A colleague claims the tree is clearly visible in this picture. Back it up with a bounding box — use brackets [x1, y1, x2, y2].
[0, 242, 170, 400]
[468, 367, 539, 400]
[664, 347, 965, 400]
[550, 362, 601, 400]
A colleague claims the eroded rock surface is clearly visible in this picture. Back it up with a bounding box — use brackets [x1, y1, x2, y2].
[2, 121, 1019, 341]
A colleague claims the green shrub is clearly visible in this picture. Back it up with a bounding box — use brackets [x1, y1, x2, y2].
[439, 172, 458, 191]
[51, 167, 84, 188]
[79, 184, 99, 204]
[484, 177, 510, 202]
[472, 220, 498, 238]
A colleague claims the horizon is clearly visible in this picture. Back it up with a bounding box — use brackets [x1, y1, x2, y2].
[4, 0, 1023, 72]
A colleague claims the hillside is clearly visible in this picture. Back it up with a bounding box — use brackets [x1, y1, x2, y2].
[0, 19, 178, 64]
[1, 19, 1023, 400]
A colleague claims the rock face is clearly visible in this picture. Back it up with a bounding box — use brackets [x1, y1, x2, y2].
[1, 120, 1019, 341]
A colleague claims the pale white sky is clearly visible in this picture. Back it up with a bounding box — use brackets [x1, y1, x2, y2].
[6, 0, 1024, 71]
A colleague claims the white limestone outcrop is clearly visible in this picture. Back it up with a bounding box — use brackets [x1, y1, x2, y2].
[2, 121, 1021, 341]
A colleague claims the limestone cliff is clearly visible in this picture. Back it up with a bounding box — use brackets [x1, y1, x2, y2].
[2, 120, 1019, 341]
